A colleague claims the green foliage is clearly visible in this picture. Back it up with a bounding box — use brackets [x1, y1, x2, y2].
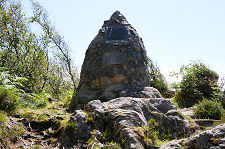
[87, 135, 122, 149]
[69, 92, 79, 111]
[0, 1, 49, 93]
[0, 0, 78, 98]
[135, 125, 158, 146]
[195, 99, 223, 120]
[0, 68, 49, 110]
[66, 120, 77, 130]
[32, 144, 43, 149]
[218, 90, 225, 109]
[0, 111, 7, 124]
[150, 78, 169, 97]
[31, 1, 79, 92]
[84, 111, 95, 124]
[220, 97, 225, 109]
[0, 86, 19, 113]
[102, 142, 122, 149]
[134, 119, 159, 146]
[86, 136, 100, 149]
[102, 129, 110, 141]
[134, 119, 175, 146]
[174, 61, 219, 108]
[158, 129, 173, 142]
[213, 111, 225, 127]
[147, 58, 169, 97]
[0, 121, 24, 143]
[19, 92, 49, 109]
[147, 118, 159, 128]
[60, 90, 73, 108]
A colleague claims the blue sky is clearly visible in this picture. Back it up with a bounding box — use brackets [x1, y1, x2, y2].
[21, 0, 225, 83]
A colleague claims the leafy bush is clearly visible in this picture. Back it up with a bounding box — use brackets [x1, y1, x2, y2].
[174, 61, 219, 108]
[0, 67, 49, 110]
[1, 1, 78, 97]
[61, 90, 73, 108]
[150, 77, 169, 97]
[0, 111, 7, 124]
[19, 92, 49, 109]
[0, 86, 19, 113]
[219, 91, 225, 109]
[195, 99, 223, 120]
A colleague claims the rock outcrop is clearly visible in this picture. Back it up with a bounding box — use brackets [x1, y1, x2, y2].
[76, 11, 150, 104]
[62, 96, 197, 148]
[161, 123, 225, 149]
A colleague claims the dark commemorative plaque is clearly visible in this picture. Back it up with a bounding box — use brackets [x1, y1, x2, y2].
[106, 26, 128, 41]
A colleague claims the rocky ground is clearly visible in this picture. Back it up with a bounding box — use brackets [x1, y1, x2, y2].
[0, 101, 71, 149]
[1, 89, 225, 149]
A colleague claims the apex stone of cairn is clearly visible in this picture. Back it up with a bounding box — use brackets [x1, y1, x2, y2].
[77, 11, 153, 104]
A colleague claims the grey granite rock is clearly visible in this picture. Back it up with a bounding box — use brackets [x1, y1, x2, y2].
[161, 123, 225, 149]
[62, 97, 195, 148]
[61, 110, 91, 147]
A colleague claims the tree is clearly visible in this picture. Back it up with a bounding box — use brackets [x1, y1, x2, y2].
[31, 1, 79, 92]
[174, 61, 219, 108]
[0, 0, 78, 97]
[0, 0, 49, 93]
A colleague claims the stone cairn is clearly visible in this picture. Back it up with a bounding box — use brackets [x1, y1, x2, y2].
[77, 11, 156, 104]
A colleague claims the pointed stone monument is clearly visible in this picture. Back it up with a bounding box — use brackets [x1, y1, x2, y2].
[76, 11, 154, 104]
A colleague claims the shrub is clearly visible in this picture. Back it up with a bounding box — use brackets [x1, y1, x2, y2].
[150, 77, 169, 98]
[174, 61, 219, 108]
[219, 91, 225, 109]
[0, 86, 19, 113]
[19, 92, 49, 109]
[195, 99, 223, 120]
[61, 90, 73, 108]
[0, 111, 7, 124]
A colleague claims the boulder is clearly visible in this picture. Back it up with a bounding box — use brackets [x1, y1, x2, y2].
[61, 110, 91, 147]
[62, 97, 196, 148]
[161, 123, 225, 149]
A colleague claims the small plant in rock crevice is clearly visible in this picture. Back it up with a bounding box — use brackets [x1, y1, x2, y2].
[133, 119, 159, 146]
[84, 111, 95, 124]
[134, 125, 159, 146]
[66, 120, 77, 130]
